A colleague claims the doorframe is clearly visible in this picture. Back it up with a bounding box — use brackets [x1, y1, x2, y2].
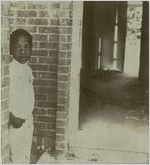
[67, 1, 84, 138]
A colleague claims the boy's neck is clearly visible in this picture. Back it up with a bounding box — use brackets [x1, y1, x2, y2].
[13, 58, 28, 65]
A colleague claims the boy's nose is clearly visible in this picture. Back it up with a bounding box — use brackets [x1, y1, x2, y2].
[21, 49, 25, 54]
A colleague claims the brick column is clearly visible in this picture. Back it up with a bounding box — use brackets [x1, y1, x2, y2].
[55, 2, 73, 154]
[1, 2, 12, 163]
[1, 2, 74, 161]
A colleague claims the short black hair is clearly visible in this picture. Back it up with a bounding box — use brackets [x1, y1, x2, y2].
[10, 29, 32, 55]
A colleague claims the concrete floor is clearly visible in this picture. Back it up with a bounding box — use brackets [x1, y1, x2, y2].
[38, 71, 149, 164]
[68, 104, 149, 163]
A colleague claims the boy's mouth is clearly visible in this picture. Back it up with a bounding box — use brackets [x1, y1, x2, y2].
[20, 57, 29, 63]
[21, 57, 29, 60]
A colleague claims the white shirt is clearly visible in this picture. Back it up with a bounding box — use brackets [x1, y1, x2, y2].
[9, 59, 35, 119]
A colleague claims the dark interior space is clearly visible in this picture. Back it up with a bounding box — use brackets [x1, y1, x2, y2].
[80, 1, 148, 126]
[82, 1, 127, 71]
[69, 2, 149, 163]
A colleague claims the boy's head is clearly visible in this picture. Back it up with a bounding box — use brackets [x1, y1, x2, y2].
[10, 29, 32, 64]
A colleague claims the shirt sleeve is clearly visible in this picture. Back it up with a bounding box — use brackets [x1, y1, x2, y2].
[9, 64, 17, 113]
[28, 66, 34, 84]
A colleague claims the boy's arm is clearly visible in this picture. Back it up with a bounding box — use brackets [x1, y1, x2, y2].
[9, 64, 16, 114]
[29, 66, 34, 83]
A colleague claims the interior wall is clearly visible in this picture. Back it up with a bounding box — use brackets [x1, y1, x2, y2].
[82, 2, 127, 72]
[94, 2, 116, 70]
[124, 2, 143, 76]
[139, 2, 149, 90]
[82, 2, 93, 71]
[117, 2, 127, 71]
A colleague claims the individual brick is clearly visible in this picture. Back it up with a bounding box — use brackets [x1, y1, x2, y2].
[59, 18, 72, 26]
[1, 88, 9, 100]
[27, 26, 37, 33]
[35, 115, 56, 123]
[56, 120, 66, 128]
[57, 105, 66, 111]
[1, 99, 9, 111]
[39, 42, 58, 49]
[33, 108, 47, 115]
[56, 111, 67, 120]
[34, 129, 55, 137]
[32, 50, 48, 56]
[59, 43, 72, 50]
[31, 64, 49, 71]
[57, 90, 68, 97]
[60, 2, 73, 10]
[1, 111, 9, 122]
[55, 142, 66, 151]
[58, 51, 71, 58]
[38, 11, 49, 17]
[59, 27, 72, 34]
[58, 59, 71, 66]
[57, 82, 68, 89]
[9, 2, 26, 9]
[32, 42, 38, 48]
[1, 77, 10, 88]
[47, 94, 57, 101]
[32, 34, 48, 41]
[34, 122, 47, 129]
[1, 65, 9, 76]
[36, 101, 57, 108]
[48, 50, 58, 57]
[59, 9, 73, 18]
[33, 79, 50, 86]
[28, 18, 48, 25]
[37, 72, 57, 79]
[38, 27, 59, 33]
[15, 18, 26, 25]
[1, 143, 10, 159]
[30, 56, 38, 64]
[59, 35, 72, 42]
[27, 3, 37, 9]
[39, 57, 57, 65]
[58, 66, 70, 73]
[49, 19, 59, 25]
[48, 65, 57, 72]
[17, 11, 37, 17]
[56, 128, 65, 134]
[49, 35, 59, 42]
[35, 94, 47, 101]
[51, 3, 60, 9]
[38, 87, 56, 94]
[37, 3, 49, 10]
[58, 98, 68, 105]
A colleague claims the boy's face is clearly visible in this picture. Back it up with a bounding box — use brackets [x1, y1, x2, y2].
[13, 35, 32, 64]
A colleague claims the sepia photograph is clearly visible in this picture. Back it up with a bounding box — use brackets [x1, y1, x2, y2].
[1, 0, 149, 164]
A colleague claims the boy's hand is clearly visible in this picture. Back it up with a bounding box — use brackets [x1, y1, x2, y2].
[9, 112, 25, 128]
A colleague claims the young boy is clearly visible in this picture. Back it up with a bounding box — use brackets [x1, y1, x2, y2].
[9, 29, 35, 163]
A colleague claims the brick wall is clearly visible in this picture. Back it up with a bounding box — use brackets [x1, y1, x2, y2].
[1, 1, 73, 162]
[55, 2, 73, 153]
[1, 2, 12, 163]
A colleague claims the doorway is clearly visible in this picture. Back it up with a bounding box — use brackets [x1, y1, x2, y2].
[69, 1, 149, 163]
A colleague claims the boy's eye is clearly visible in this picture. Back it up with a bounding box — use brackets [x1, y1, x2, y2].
[15, 44, 21, 49]
[16, 47, 21, 50]
[25, 45, 30, 49]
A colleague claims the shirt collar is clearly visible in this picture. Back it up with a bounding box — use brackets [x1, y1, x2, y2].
[12, 58, 28, 67]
